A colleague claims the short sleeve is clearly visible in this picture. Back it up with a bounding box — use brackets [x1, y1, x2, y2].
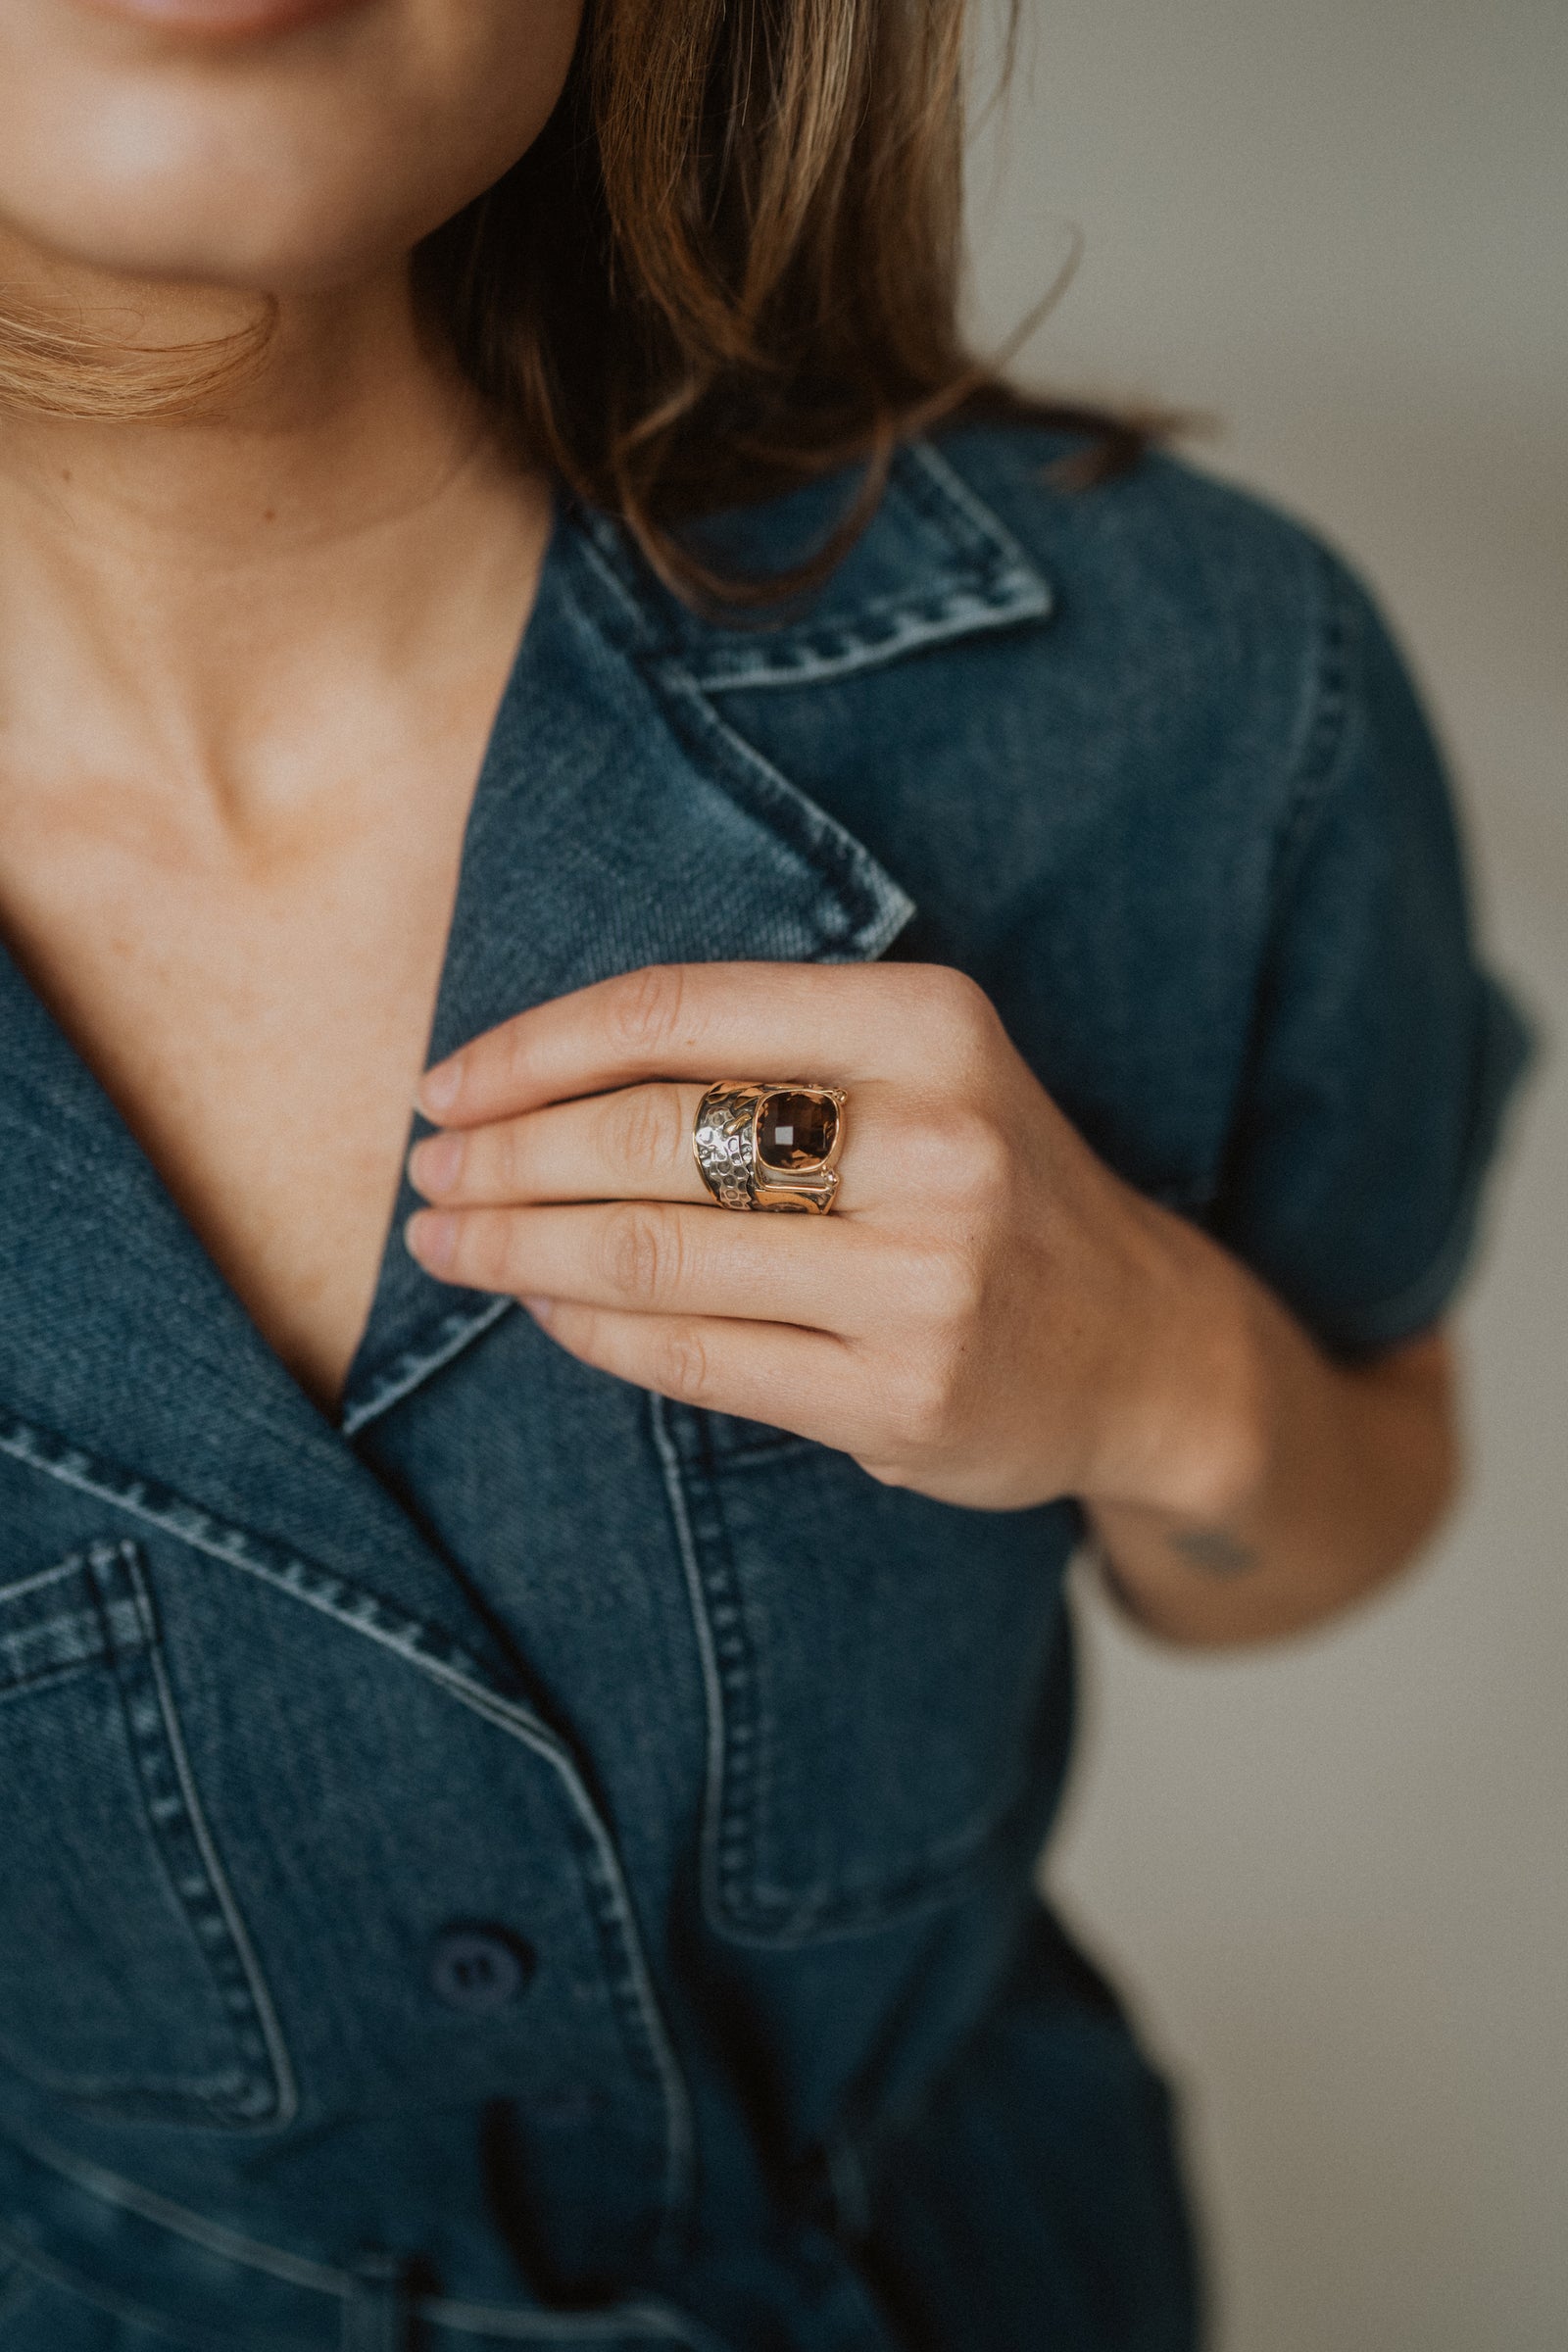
[1210, 553, 1534, 1358]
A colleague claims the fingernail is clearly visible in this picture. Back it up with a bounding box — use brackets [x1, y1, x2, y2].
[408, 1132, 464, 1198]
[521, 1296, 555, 1327]
[417, 1055, 463, 1117]
[405, 1209, 458, 1273]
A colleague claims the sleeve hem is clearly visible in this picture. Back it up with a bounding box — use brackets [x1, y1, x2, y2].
[1320, 976, 1536, 1358]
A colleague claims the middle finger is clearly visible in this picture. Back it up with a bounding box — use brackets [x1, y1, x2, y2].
[409, 1082, 710, 1208]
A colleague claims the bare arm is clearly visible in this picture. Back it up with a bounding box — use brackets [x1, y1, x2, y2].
[1080, 1201, 1461, 1643]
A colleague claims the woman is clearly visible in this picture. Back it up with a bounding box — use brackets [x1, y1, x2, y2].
[0, 3, 1529, 2347]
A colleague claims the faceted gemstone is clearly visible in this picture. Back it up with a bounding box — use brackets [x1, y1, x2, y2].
[757, 1090, 837, 1170]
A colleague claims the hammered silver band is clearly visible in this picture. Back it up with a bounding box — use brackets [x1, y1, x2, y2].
[692, 1082, 847, 1214]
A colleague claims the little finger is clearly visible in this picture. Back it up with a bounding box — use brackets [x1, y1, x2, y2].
[522, 1299, 876, 1448]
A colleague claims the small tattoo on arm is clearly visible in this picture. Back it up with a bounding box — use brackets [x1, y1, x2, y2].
[1168, 1525, 1260, 1577]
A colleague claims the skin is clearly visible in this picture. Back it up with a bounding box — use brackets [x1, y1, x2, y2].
[0, 0, 1458, 1644]
[405, 964, 1460, 1646]
[0, 0, 579, 1403]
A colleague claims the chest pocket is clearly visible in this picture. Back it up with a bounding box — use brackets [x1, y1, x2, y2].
[0, 1541, 291, 2127]
[661, 1405, 1075, 1944]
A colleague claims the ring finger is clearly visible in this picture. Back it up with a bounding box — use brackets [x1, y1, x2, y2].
[413, 1077, 901, 1214]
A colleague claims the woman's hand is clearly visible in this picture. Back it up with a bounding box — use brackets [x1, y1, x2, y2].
[406, 958, 1459, 1643]
[405, 958, 1250, 1516]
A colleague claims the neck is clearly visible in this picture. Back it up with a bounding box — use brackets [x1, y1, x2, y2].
[0, 236, 547, 827]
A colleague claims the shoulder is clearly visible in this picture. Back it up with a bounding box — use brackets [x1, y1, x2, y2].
[570, 425, 1498, 1224]
[934, 416, 1336, 626]
[936, 416, 1346, 702]
[639, 421, 1392, 939]
[569, 418, 1433, 1023]
[632, 418, 1374, 858]
[904, 417, 1368, 820]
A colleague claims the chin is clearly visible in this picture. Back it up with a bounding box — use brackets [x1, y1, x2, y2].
[0, 6, 578, 301]
[3, 187, 412, 300]
[0, 110, 481, 296]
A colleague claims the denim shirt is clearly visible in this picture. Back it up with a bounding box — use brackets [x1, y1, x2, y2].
[0, 426, 1529, 2352]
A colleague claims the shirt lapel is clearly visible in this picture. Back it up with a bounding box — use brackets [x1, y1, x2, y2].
[341, 442, 1052, 1429]
[0, 442, 1050, 1568]
[0, 923, 514, 1658]
[337, 501, 927, 1432]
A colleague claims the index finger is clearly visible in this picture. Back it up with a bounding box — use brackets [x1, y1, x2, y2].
[417, 959, 981, 1127]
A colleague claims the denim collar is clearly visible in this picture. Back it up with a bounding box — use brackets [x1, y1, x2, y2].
[577, 437, 1054, 693]
[0, 439, 1051, 1585]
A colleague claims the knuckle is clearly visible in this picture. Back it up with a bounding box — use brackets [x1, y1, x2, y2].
[909, 960, 991, 1030]
[896, 1355, 963, 1450]
[907, 1238, 986, 1328]
[956, 1113, 1013, 1208]
[611, 1083, 685, 1176]
[607, 963, 687, 1062]
[466, 1211, 520, 1294]
[929, 968, 1002, 1068]
[502, 1015, 535, 1100]
[652, 1322, 713, 1405]
[942, 963, 998, 1027]
[904, 1103, 1010, 1205]
[602, 1200, 676, 1306]
[494, 1117, 529, 1198]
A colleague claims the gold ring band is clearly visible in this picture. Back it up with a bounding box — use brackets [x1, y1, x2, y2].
[692, 1082, 847, 1213]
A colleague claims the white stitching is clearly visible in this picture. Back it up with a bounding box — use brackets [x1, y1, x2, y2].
[142, 1634, 300, 2130]
[0, 1420, 694, 2244]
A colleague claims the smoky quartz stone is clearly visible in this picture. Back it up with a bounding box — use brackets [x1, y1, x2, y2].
[757, 1090, 837, 1170]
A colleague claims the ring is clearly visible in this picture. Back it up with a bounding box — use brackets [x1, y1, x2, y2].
[692, 1082, 848, 1213]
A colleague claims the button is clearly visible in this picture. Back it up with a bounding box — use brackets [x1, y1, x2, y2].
[427, 1925, 536, 2013]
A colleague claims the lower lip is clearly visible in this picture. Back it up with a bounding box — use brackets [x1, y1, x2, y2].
[79, 0, 371, 37]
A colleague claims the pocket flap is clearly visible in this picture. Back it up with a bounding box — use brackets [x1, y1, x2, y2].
[0, 1543, 152, 1699]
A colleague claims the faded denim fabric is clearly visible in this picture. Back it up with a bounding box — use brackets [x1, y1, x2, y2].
[0, 427, 1529, 2352]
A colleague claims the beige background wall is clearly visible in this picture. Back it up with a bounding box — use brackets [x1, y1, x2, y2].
[963, 5, 1567, 2347]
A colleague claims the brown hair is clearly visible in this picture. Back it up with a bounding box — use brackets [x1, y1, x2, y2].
[1, 1, 1142, 601]
[423, 0, 1141, 598]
